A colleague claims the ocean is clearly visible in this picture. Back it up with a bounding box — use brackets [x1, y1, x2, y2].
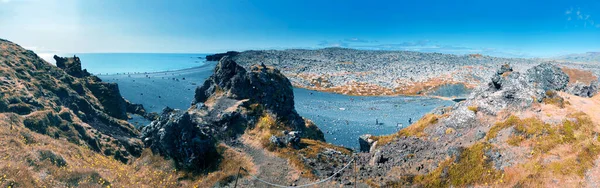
[67, 53, 456, 149]
[41, 53, 210, 75]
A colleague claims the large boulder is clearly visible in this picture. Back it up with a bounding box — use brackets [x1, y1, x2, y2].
[566, 81, 598, 97]
[469, 63, 570, 115]
[140, 108, 218, 170]
[526, 62, 570, 91]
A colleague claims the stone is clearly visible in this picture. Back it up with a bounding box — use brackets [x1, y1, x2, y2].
[140, 109, 218, 170]
[526, 62, 570, 91]
[566, 80, 598, 97]
[359, 134, 375, 152]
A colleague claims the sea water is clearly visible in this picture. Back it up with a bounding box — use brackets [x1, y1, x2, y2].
[87, 53, 454, 149]
[44, 53, 210, 75]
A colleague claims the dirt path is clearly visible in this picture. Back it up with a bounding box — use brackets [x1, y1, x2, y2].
[222, 136, 313, 188]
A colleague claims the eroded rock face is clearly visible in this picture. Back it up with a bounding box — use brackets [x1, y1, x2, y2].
[87, 82, 128, 119]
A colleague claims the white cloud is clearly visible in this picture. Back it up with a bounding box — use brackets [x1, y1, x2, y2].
[1, 0, 10, 3]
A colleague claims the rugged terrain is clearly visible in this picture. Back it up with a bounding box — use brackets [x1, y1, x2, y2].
[4, 36, 600, 187]
[354, 62, 600, 187]
[0, 39, 363, 187]
[208, 48, 600, 98]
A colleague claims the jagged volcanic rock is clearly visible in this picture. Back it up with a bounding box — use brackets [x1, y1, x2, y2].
[566, 81, 599, 97]
[53, 55, 91, 78]
[195, 58, 311, 132]
[141, 107, 217, 169]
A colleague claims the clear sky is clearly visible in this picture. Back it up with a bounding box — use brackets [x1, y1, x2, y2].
[1, 0, 599, 57]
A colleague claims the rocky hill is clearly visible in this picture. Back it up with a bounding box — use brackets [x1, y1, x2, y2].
[355, 62, 600, 187]
[225, 48, 545, 96]
[212, 48, 600, 98]
[555, 52, 600, 63]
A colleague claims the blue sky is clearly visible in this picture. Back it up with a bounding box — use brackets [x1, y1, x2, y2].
[0, 0, 599, 57]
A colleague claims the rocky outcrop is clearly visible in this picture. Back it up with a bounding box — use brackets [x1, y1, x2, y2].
[142, 57, 325, 171]
[469, 63, 570, 115]
[140, 107, 218, 170]
[205, 51, 240, 61]
[194, 58, 319, 134]
[0, 39, 144, 163]
[359, 134, 377, 152]
[526, 62, 570, 91]
[358, 62, 581, 186]
[86, 81, 129, 119]
[53, 55, 91, 78]
[566, 80, 599, 97]
[269, 131, 302, 149]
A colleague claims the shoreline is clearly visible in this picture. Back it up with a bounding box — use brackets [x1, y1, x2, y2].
[94, 60, 219, 76]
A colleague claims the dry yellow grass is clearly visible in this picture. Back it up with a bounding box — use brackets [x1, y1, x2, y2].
[0, 112, 256, 188]
[468, 106, 479, 113]
[373, 114, 444, 146]
[561, 67, 598, 85]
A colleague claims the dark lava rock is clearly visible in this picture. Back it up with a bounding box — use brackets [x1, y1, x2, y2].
[205, 51, 240, 61]
[54, 55, 91, 78]
[87, 82, 128, 120]
[141, 108, 218, 170]
[359, 134, 376, 153]
[194, 58, 323, 138]
[526, 62, 570, 92]
[269, 131, 302, 149]
[566, 80, 599, 97]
